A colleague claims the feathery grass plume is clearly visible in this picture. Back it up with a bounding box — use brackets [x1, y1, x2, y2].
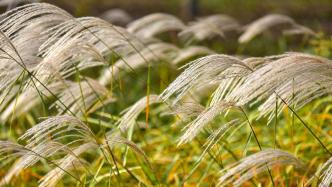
[161, 101, 205, 128]
[259, 73, 332, 123]
[4, 117, 95, 184]
[39, 16, 141, 57]
[0, 30, 44, 122]
[127, 13, 186, 39]
[239, 14, 315, 43]
[218, 149, 304, 186]
[0, 3, 81, 121]
[209, 55, 277, 106]
[51, 79, 111, 115]
[0, 4, 145, 121]
[105, 131, 150, 166]
[36, 17, 143, 86]
[0, 81, 66, 122]
[178, 101, 236, 145]
[188, 82, 220, 104]
[19, 115, 96, 150]
[307, 157, 332, 187]
[0, 3, 71, 38]
[314, 157, 332, 187]
[160, 54, 251, 105]
[182, 118, 241, 182]
[0, 2, 71, 93]
[203, 119, 240, 152]
[33, 37, 106, 87]
[179, 14, 240, 42]
[14, 116, 146, 186]
[227, 53, 332, 122]
[117, 95, 161, 132]
[0, 141, 70, 185]
[0, 26, 44, 84]
[100, 8, 132, 26]
[8, 22, 47, 65]
[0, 0, 38, 9]
[172, 46, 214, 65]
[0, 31, 33, 91]
[39, 142, 97, 187]
[170, 101, 205, 119]
[0, 141, 29, 160]
[99, 42, 179, 85]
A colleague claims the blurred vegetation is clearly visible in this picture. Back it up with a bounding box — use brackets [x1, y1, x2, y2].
[0, 1, 331, 187]
[43, 0, 332, 28]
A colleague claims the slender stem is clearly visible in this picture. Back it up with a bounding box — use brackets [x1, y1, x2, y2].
[240, 107, 275, 187]
[274, 94, 278, 149]
[104, 136, 123, 185]
[276, 94, 332, 156]
[22, 147, 82, 184]
[291, 79, 295, 150]
[146, 64, 151, 128]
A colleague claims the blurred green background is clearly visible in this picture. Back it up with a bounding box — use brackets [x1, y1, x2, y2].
[42, 0, 332, 33]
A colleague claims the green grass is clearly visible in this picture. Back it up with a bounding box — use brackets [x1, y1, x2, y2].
[0, 2, 331, 187]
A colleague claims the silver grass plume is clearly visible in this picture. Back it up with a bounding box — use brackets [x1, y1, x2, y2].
[39, 142, 97, 187]
[0, 3, 72, 103]
[190, 119, 240, 172]
[318, 157, 332, 187]
[209, 55, 276, 106]
[19, 115, 96, 148]
[99, 42, 179, 86]
[100, 8, 132, 26]
[307, 157, 332, 187]
[0, 141, 70, 185]
[0, 31, 45, 123]
[39, 16, 141, 58]
[218, 149, 304, 186]
[0, 0, 38, 10]
[0, 31, 34, 91]
[117, 94, 161, 132]
[203, 119, 240, 153]
[239, 14, 315, 43]
[178, 101, 236, 145]
[0, 81, 66, 122]
[172, 46, 214, 65]
[3, 116, 96, 184]
[0, 3, 71, 38]
[105, 132, 150, 166]
[227, 53, 332, 122]
[179, 14, 240, 42]
[0, 27, 45, 103]
[259, 73, 332, 123]
[36, 16, 143, 86]
[169, 101, 205, 120]
[0, 141, 30, 160]
[35, 36, 106, 85]
[51, 79, 111, 115]
[127, 13, 186, 38]
[160, 54, 252, 105]
[0, 4, 102, 120]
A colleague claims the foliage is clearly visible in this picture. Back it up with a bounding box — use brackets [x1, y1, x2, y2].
[0, 2, 331, 187]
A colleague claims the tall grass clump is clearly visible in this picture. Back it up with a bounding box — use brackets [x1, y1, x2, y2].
[0, 2, 330, 187]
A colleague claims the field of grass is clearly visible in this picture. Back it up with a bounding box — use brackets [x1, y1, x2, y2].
[0, 1, 331, 187]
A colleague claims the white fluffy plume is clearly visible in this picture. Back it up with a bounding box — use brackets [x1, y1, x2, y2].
[160, 54, 251, 105]
[218, 149, 304, 186]
[179, 14, 240, 42]
[239, 14, 315, 43]
[99, 42, 179, 86]
[227, 53, 332, 122]
[117, 94, 161, 132]
[127, 13, 186, 38]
